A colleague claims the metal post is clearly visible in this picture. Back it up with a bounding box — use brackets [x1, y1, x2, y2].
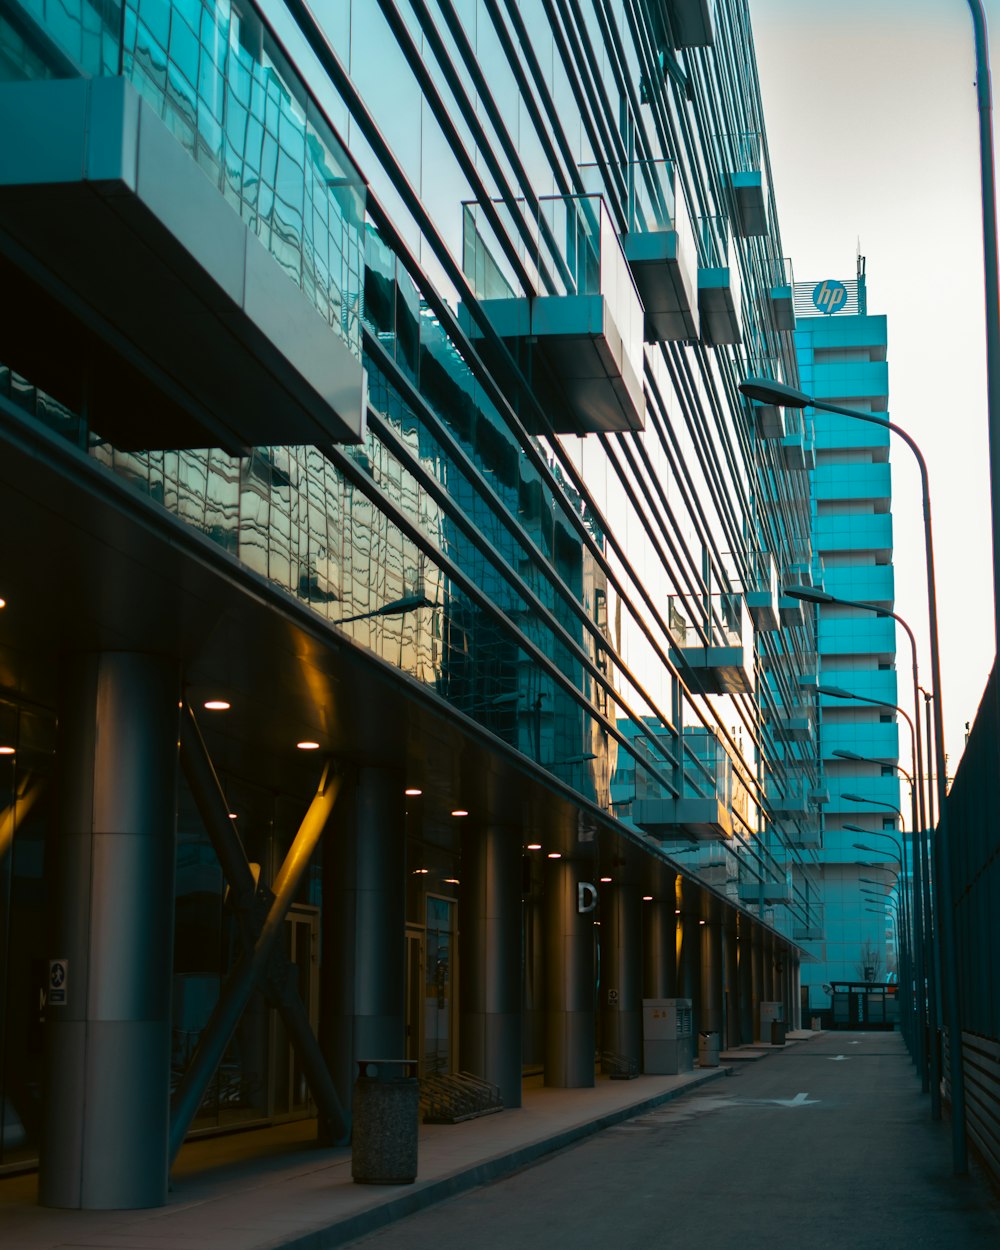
[643, 895, 676, 999]
[966, 0, 1000, 659]
[169, 763, 342, 1162]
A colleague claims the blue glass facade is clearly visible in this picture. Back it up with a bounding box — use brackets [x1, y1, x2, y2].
[0, 0, 828, 1190]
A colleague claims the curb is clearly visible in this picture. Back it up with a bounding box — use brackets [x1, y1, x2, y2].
[269, 1067, 730, 1249]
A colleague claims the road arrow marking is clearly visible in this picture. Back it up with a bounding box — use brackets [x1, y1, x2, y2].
[828, 1055, 849, 1061]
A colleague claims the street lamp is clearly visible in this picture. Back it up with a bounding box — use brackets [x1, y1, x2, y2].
[738, 374, 966, 1172]
[790, 586, 927, 841]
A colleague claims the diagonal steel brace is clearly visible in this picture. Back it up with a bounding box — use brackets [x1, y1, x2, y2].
[170, 707, 347, 1161]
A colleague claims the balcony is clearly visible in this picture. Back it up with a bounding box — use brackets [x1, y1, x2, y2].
[811, 360, 889, 410]
[781, 409, 815, 471]
[786, 827, 822, 852]
[615, 161, 700, 342]
[697, 216, 742, 345]
[794, 916, 824, 941]
[823, 562, 894, 606]
[752, 401, 784, 439]
[663, 0, 714, 46]
[779, 596, 805, 629]
[0, 29, 368, 452]
[766, 702, 815, 743]
[769, 257, 795, 331]
[821, 667, 898, 707]
[723, 132, 767, 238]
[739, 875, 792, 905]
[821, 719, 900, 761]
[460, 195, 645, 435]
[769, 774, 809, 820]
[818, 613, 896, 660]
[668, 592, 753, 695]
[745, 552, 780, 632]
[814, 513, 893, 561]
[814, 461, 891, 505]
[632, 727, 749, 842]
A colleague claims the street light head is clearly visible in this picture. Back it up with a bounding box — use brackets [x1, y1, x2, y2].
[785, 585, 835, 605]
[818, 685, 857, 700]
[738, 376, 812, 409]
[833, 749, 868, 762]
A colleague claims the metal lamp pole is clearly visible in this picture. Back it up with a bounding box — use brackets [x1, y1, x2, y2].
[738, 375, 967, 1173]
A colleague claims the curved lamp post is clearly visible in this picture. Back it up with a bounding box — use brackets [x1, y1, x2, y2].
[738, 375, 966, 1172]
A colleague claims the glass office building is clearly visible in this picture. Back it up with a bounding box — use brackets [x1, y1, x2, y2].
[0, 0, 823, 1207]
[793, 266, 902, 1013]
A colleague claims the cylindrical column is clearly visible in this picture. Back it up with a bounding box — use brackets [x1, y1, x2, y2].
[751, 927, 765, 1040]
[41, 653, 179, 1209]
[321, 767, 405, 1116]
[677, 913, 702, 1028]
[599, 884, 641, 1070]
[544, 858, 594, 1087]
[642, 898, 676, 999]
[459, 824, 523, 1107]
[723, 916, 739, 1048]
[700, 909, 723, 1036]
[737, 921, 754, 1044]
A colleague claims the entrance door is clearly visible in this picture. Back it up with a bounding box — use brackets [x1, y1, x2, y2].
[424, 897, 456, 1076]
[269, 904, 319, 1117]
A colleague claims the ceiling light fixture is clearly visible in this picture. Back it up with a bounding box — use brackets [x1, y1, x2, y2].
[204, 700, 231, 711]
[404, 787, 423, 796]
[547, 852, 562, 859]
[451, 808, 469, 817]
[296, 740, 320, 750]
[0, 746, 14, 756]
[642, 895, 654, 902]
[526, 843, 542, 851]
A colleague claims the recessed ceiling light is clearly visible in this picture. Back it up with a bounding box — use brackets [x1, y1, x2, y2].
[404, 787, 422, 796]
[228, 812, 238, 820]
[600, 876, 613, 883]
[674, 908, 681, 915]
[699, 919, 706, 925]
[451, 808, 469, 817]
[642, 895, 653, 901]
[0, 598, 6, 609]
[0, 746, 14, 755]
[204, 700, 231, 711]
[526, 843, 542, 851]
[297, 740, 320, 750]
[413, 868, 429, 875]
[443, 877, 460, 885]
[547, 852, 561, 859]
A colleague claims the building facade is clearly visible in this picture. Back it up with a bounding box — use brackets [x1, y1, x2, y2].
[0, 0, 823, 1208]
[793, 266, 902, 1013]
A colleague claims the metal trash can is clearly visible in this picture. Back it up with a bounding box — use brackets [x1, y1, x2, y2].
[351, 1059, 419, 1185]
[698, 1031, 720, 1068]
[770, 1020, 787, 1046]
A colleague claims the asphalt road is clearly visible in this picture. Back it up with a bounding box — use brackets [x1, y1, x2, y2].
[344, 1032, 1000, 1250]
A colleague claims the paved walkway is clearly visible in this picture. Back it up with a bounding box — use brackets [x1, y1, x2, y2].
[3, 1032, 996, 1250]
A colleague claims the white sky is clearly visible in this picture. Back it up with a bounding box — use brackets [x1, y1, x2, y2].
[750, 0, 999, 783]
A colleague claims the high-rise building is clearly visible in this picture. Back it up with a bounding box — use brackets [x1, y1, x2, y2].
[793, 263, 902, 1013]
[0, 0, 825, 1208]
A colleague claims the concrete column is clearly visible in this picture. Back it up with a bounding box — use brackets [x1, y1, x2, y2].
[599, 884, 641, 1070]
[737, 919, 753, 1045]
[792, 960, 802, 1030]
[321, 766, 405, 1116]
[723, 915, 739, 1048]
[41, 653, 179, 1209]
[700, 909, 723, 1037]
[751, 927, 765, 1040]
[642, 898, 676, 999]
[677, 913, 702, 1028]
[544, 858, 594, 1087]
[459, 824, 522, 1108]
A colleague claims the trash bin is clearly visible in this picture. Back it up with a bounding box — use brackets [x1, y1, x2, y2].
[810, 1015, 822, 1031]
[351, 1059, 419, 1185]
[770, 1020, 787, 1046]
[698, 1031, 720, 1068]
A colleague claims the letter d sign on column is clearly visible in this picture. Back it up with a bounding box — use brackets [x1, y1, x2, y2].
[577, 882, 598, 913]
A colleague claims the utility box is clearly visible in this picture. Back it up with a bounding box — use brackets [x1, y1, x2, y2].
[642, 998, 694, 1074]
[758, 1000, 784, 1044]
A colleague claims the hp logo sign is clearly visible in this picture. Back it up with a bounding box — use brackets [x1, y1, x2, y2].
[812, 280, 848, 315]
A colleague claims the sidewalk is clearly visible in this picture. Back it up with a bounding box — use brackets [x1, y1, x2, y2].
[0, 1042, 801, 1250]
